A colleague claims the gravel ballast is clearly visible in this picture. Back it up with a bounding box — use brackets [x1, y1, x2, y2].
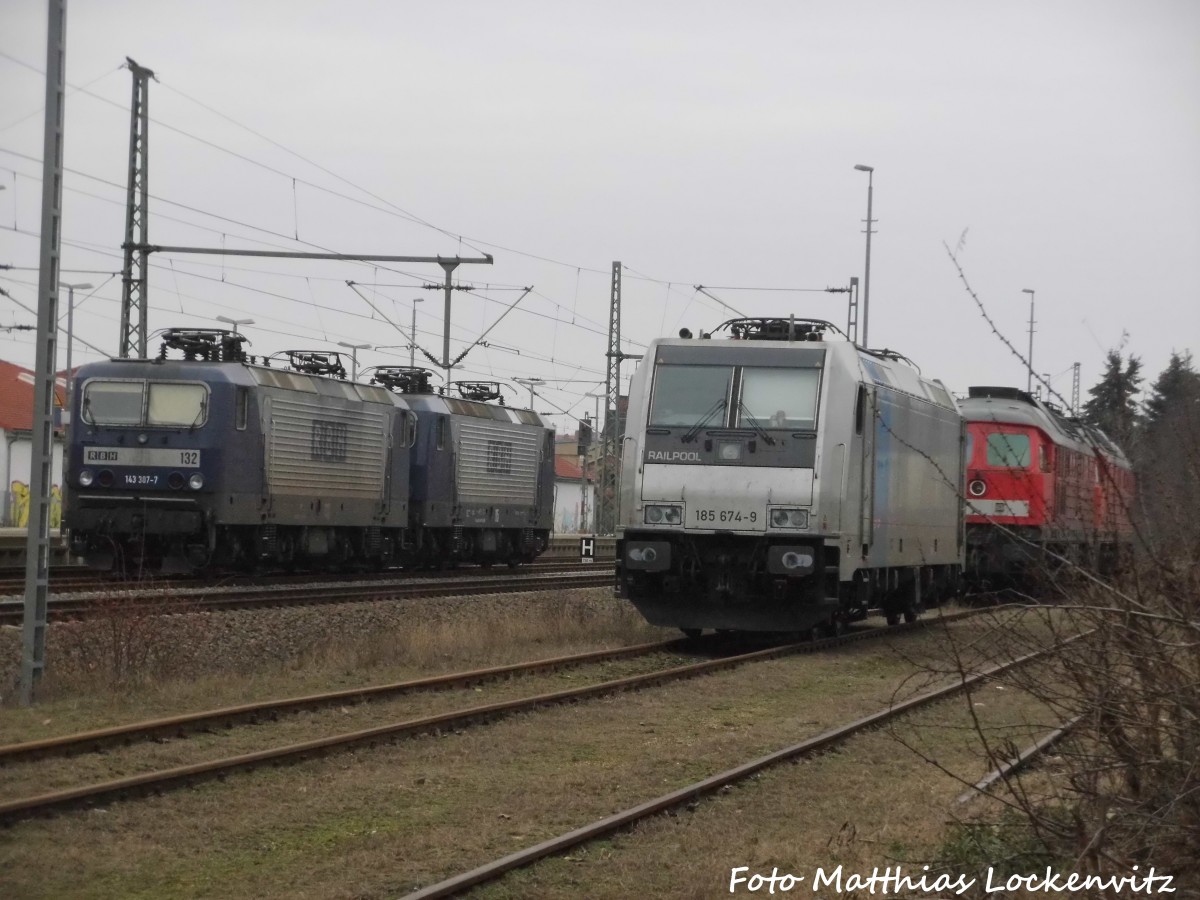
[0, 586, 638, 702]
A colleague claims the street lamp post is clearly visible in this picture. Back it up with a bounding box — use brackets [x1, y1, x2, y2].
[59, 281, 93, 526]
[583, 391, 604, 532]
[853, 164, 875, 347]
[60, 282, 94, 428]
[584, 392, 603, 434]
[514, 377, 545, 410]
[410, 298, 424, 367]
[579, 413, 591, 533]
[1022, 289, 1036, 393]
[338, 341, 371, 381]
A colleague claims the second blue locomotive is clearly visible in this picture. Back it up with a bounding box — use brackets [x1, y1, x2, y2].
[64, 328, 553, 572]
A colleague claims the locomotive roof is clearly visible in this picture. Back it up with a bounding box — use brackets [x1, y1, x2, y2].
[646, 335, 958, 412]
[400, 392, 547, 427]
[247, 365, 399, 406]
[960, 388, 1129, 464]
[74, 357, 407, 408]
[75, 356, 259, 385]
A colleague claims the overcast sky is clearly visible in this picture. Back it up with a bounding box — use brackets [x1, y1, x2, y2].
[1, 0, 1197, 432]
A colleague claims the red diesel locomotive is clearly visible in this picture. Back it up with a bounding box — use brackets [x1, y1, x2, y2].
[959, 386, 1134, 583]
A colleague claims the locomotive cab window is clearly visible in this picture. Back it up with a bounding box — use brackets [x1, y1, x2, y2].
[985, 432, 1031, 468]
[649, 365, 732, 427]
[148, 383, 208, 427]
[235, 388, 248, 431]
[82, 380, 144, 425]
[82, 379, 209, 428]
[739, 367, 819, 430]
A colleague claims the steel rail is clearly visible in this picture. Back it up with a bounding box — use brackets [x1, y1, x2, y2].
[0, 559, 615, 599]
[402, 639, 1076, 899]
[0, 637, 687, 764]
[0, 569, 615, 625]
[955, 713, 1084, 804]
[0, 609, 997, 823]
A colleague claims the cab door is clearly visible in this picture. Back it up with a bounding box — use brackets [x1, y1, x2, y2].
[856, 384, 876, 556]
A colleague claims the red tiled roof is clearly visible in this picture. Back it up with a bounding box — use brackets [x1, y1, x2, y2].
[555, 456, 586, 480]
[0, 359, 69, 433]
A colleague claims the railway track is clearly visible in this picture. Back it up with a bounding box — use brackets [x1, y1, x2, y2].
[956, 714, 1083, 805]
[0, 607, 1011, 823]
[0, 558, 614, 596]
[0, 636, 690, 766]
[0, 567, 105, 592]
[0, 566, 615, 626]
[402, 634, 1081, 899]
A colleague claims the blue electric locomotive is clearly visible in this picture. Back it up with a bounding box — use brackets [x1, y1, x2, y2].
[66, 329, 412, 571]
[368, 368, 553, 566]
[64, 330, 553, 572]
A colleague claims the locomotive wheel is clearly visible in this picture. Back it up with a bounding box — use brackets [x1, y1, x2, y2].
[903, 605, 919, 624]
[885, 610, 901, 626]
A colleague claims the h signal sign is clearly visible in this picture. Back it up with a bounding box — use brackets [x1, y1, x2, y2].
[580, 537, 595, 563]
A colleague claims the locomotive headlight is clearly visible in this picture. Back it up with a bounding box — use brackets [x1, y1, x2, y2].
[628, 546, 658, 563]
[781, 550, 813, 570]
[188, 472, 205, 490]
[78, 469, 94, 487]
[968, 479, 987, 497]
[644, 504, 682, 525]
[770, 508, 809, 529]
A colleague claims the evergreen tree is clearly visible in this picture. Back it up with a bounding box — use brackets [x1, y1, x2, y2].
[1136, 350, 1200, 555]
[1142, 350, 1199, 430]
[1082, 348, 1142, 448]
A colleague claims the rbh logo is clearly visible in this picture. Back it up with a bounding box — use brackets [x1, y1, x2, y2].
[311, 420, 348, 462]
[580, 537, 595, 561]
[486, 440, 513, 475]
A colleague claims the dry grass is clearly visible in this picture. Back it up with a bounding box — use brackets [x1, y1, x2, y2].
[0, 589, 664, 744]
[0, 612, 1054, 899]
[475, 685, 1058, 899]
[0, 648, 700, 800]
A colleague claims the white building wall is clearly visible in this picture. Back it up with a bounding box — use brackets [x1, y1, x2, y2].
[1, 428, 65, 527]
[552, 477, 597, 534]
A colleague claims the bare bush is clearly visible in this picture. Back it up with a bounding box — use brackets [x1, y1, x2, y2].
[48, 591, 195, 692]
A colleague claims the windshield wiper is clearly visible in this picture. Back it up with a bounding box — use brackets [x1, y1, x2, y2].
[681, 399, 726, 443]
[736, 400, 776, 446]
[187, 398, 207, 433]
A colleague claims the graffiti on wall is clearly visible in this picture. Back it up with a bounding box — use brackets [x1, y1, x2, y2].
[8, 481, 62, 528]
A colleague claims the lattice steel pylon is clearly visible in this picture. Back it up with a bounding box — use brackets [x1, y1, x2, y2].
[596, 261, 622, 535]
[21, 0, 67, 705]
[1071, 361, 1081, 415]
[119, 58, 154, 358]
